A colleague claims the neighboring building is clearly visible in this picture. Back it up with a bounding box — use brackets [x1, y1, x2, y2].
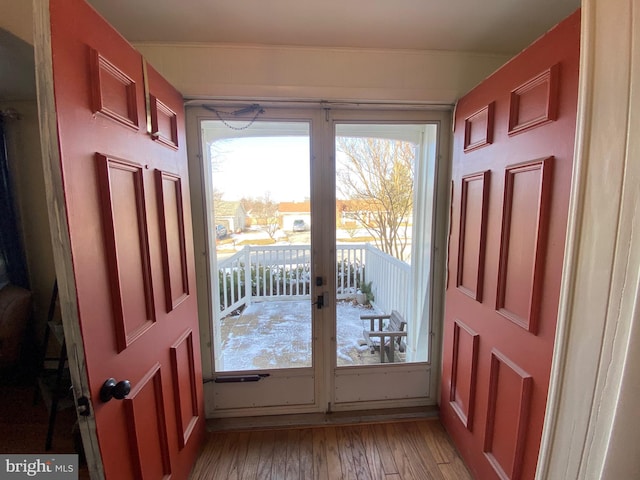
[337, 199, 413, 228]
[279, 201, 310, 231]
[214, 200, 247, 233]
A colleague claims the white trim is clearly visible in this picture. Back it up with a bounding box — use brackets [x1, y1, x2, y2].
[538, 1, 640, 478]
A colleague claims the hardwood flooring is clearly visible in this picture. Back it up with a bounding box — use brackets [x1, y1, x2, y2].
[190, 418, 472, 480]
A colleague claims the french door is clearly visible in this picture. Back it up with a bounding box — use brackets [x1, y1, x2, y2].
[187, 106, 451, 416]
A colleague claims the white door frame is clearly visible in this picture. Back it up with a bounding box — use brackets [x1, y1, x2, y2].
[186, 104, 451, 417]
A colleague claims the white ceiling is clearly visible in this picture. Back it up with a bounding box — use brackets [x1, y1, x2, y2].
[86, 0, 580, 54]
[0, 0, 580, 101]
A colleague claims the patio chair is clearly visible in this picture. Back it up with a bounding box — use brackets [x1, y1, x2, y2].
[361, 310, 407, 363]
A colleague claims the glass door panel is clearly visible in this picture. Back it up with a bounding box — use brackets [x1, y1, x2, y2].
[202, 120, 313, 373]
[334, 122, 437, 367]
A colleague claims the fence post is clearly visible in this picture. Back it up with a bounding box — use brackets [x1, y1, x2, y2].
[244, 246, 252, 306]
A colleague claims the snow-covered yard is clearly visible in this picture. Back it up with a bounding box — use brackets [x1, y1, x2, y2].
[217, 299, 404, 371]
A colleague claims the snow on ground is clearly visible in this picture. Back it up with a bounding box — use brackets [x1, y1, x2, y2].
[219, 300, 382, 371]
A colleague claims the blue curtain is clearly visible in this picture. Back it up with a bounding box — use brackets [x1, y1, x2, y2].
[0, 116, 29, 289]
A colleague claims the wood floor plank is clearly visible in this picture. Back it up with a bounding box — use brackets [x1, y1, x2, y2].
[438, 457, 473, 480]
[213, 431, 245, 480]
[383, 422, 415, 479]
[271, 429, 289, 479]
[190, 432, 230, 479]
[284, 429, 301, 480]
[191, 420, 471, 480]
[348, 425, 374, 480]
[337, 425, 358, 479]
[416, 419, 459, 464]
[238, 430, 262, 480]
[256, 430, 276, 480]
[323, 426, 343, 480]
[298, 428, 314, 480]
[311, 427, 329, 480]
[393, 421, 445, 480]
[358, 424, 386, 480]
[370, 423, 398, 476]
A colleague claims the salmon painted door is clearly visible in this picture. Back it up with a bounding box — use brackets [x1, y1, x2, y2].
[34, 0, 204, 478]
[440, 10, 580, 480]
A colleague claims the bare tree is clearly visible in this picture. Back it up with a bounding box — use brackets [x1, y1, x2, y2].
[336, 137, 414, 259]
[241, 192, 280, 240]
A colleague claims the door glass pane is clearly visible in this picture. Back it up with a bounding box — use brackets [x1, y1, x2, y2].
[201, 120, 312, 372]
[334, 123, 437, 366]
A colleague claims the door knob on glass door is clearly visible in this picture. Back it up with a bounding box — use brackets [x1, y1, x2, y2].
[100, 378, 131, 402]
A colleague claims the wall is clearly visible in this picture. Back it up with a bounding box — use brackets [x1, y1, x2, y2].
[0, 0, 33, 44]
[135, 43, 511, 104]
[1, 100, 55, 345]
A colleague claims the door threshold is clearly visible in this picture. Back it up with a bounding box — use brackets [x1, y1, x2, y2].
[206, 405, 439, 432]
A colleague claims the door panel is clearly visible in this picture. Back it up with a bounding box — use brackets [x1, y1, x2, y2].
[201, 116, 318, 413]
[330, 117, 443, 410]
[35, 0, 204, 478]
[441, 10, 579, 480]
[456, 171, 490, 302]
[496, 158, 553, 333]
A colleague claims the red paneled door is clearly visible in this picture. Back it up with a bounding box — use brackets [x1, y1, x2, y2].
[441, 10, 580, 480]
[35, 0, 204, 478]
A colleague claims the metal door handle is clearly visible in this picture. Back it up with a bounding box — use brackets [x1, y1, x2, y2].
[313, 294, 324, 309]
[100, 378, 131, 402]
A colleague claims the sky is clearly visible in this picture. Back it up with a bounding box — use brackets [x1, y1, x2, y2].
[211, 136, 311, 202]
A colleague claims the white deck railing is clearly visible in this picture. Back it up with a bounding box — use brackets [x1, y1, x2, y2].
[216, 243, 410, 319]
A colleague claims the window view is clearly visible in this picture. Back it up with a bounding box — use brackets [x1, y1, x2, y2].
[335, 124, 436, 366]
[203, 120, 313, 372]
[202, 119, 436, 373]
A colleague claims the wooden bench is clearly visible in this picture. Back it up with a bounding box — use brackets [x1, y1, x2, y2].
[361, 310, 407, 363]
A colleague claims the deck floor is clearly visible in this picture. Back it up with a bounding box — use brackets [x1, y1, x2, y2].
[218, 300, 406, 371]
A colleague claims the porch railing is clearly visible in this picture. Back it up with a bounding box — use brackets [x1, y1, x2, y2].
[216, 243, 410, 319]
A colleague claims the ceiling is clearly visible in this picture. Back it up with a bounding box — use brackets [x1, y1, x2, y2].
[85, 0, 580, 54]
[1, 0, 580, 101]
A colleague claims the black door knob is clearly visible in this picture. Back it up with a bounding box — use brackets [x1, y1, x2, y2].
[100, 378, 131, 402]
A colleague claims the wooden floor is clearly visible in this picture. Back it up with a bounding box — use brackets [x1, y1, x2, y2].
[0, 380, 90, 479]
[190, 418, 472, 480]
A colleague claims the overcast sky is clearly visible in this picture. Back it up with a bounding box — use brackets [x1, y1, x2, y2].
[211, 136, 311, 202]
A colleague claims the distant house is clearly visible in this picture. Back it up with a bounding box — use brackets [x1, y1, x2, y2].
[215, 201, 247, 233]
[279, 201, 310, 231]
[337, 199, 413, 228]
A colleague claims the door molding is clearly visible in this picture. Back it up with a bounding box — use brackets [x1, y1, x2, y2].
[539, 1, 640, 478]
